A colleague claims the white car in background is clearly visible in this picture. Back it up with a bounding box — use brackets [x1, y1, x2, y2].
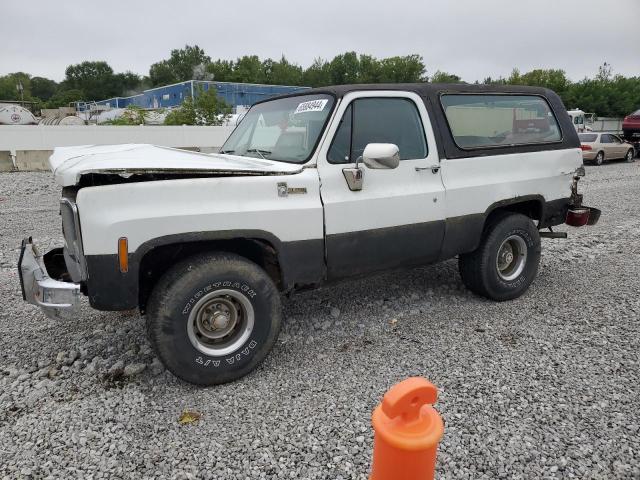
[579, 132, 635, 165]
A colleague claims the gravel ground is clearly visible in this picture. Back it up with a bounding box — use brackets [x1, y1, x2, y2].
[1, 161, 639, 479]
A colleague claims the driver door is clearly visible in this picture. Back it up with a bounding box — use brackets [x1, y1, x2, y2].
[317, 91, 446, 280]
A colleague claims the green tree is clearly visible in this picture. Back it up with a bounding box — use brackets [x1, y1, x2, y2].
[377, 55, 426, 83]
[63, 61, 120, 100]
[430, 71, 463, 83]
[206, 60, 234, 82]
[329, 52, 361, 85]
[44, 89, 85, 108]
[262, 56, 303, 86]
[113, 72, 142, 96]
[0, 72, 32, 100]
[302, 58, 331, 87]
[231, 56, 265, 84]
[507, 68, 570, 95]
[30, 77, 58, 100]
[103, 105, 148, 125]
[164, 87, 231, 126]
[149, 45, 211, 86]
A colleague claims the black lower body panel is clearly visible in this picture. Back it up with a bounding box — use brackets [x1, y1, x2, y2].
[325, 221, 445, 281]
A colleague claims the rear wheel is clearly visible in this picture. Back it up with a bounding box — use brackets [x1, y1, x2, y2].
[595, 151, 604, 165]
[146, 252, 281, 386]
[459, 213, 541, 301]
[625, 149, 635, 163]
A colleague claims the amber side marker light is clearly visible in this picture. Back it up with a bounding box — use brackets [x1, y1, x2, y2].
[118, 237, 129, 273]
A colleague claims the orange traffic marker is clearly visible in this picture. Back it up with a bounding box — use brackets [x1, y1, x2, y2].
[370, 377, 444, 480]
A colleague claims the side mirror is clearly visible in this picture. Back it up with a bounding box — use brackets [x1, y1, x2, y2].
[362, 143, 400, 169]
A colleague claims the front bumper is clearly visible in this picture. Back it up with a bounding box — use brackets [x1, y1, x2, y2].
[18, 238, 82, 321]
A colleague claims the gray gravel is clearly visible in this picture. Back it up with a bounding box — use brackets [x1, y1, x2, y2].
[1, 161, 640, 479]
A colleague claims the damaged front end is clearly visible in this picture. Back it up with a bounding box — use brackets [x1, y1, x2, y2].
[566, 166, 601, 227]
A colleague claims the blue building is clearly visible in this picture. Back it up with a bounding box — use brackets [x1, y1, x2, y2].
[94, 80, 309, 112]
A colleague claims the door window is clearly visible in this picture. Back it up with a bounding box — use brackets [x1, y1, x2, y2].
[601, 134, 612, 143]
[327, 97, 428, 164]
[327, 104, 352, 164]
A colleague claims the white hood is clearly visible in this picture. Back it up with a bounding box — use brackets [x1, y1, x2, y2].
[48, 144, 303, 187]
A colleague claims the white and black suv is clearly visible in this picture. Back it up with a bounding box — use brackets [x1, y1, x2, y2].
[19, 84, 600, 385]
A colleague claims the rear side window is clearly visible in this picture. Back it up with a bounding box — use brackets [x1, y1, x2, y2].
[441, 94, 562, 149]
[328, 97, 428, 164]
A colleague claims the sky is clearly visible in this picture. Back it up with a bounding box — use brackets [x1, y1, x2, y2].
[1, 0, 638, 83]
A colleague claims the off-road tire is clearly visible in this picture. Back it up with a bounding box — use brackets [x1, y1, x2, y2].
[459, 213, 541, 301]
[146, 252, 281, 386]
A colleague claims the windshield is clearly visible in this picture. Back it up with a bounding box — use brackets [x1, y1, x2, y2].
[578, 133, 598, 142]
[220, 94, 335, 164]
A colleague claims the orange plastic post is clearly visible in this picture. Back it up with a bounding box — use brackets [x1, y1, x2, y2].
[370, 377, 444, 480]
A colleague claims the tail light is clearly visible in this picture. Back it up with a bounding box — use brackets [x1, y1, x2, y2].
[566, 208, 590, 227]
[580, 145, 592, 151]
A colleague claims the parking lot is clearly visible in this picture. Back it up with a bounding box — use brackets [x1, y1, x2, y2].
[1, 161, 639, 479]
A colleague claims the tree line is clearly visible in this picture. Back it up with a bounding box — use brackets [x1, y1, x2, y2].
[1, 45, 638, 117]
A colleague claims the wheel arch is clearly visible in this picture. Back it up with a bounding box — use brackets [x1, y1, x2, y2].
[440, 195, 546, 260]
[136, 231, 286, 313]
[483, 195, 545, 228]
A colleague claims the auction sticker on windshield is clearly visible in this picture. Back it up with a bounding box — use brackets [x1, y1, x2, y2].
[294, 99, 328, 115]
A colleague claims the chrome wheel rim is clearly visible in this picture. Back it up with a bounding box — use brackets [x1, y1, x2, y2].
[496, 235, 528, 281]
[187, 289, 254, 356]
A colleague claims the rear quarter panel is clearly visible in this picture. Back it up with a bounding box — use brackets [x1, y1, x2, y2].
[441, 148, 583, 219]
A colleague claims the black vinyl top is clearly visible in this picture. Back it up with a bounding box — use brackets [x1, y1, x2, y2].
[260, 82, 558, 102]
[257, 83, 579, 160]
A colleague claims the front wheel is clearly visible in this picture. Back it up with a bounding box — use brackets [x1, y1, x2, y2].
[625, 149, 635, 163]
[147, 252, 281, 386]
[459, 213, 541, 301]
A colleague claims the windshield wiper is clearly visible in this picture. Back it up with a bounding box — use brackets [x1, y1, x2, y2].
[246, 148, 271, 160]
[219, 149, 235, 154]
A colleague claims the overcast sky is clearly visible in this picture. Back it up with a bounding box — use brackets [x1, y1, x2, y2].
[1, 0, 638, 83]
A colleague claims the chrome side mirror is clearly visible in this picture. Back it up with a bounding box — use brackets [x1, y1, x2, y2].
[362, 143, 400, 169]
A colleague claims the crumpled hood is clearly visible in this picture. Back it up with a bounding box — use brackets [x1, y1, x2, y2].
[48, 144, 303, 186]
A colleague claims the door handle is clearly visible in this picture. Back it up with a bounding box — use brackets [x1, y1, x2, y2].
[416, 165, 440, 174]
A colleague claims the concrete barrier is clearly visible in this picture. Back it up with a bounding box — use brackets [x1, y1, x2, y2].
[15, 150, 53, 171]
[0, 125, 234, 151]
[0, 151, 14, 172]
[0, 125, 234, 172]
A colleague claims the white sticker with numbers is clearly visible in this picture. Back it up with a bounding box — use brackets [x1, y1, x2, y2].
[294, 99, 328, 115]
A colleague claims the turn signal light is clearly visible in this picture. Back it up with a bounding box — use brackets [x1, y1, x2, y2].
[118, 237, 129, 273]
[580, 145, 592, 151]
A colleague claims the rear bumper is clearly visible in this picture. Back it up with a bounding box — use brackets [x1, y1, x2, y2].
[581, 150, 597, 161]
[18, 238, 82, 321]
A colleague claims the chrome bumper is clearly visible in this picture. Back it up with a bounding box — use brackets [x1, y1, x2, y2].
[18, 238, 82, 321]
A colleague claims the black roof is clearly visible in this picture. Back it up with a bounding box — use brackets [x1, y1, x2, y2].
[259, 83, 555, 104]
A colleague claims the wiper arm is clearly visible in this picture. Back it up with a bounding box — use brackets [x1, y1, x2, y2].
[219, 149, 235, 154]
[246, 148, 271, 160]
